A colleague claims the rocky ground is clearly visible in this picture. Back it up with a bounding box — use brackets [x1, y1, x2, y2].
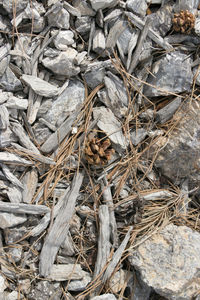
[0, 0, 200, 299]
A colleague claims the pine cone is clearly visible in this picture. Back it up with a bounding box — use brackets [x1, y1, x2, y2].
[172, 10, 195, 34]
[85, 136, 115, 166]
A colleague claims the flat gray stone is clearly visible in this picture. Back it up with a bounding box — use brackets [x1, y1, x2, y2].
[0, 212, 27, 229]
[21, 74, 59, 97]
[48, 8, 69, 29]
[89, 0, 118, 11]
[126, 0, 147, 17]
[129, 223, 200, 300]
[53, 30, 75, 50]
[42, 50, 80, 77]
[0, 67, 22, 92]
[154, 100, 200, 189]
[144, 52, 193, 97]
[91, 295, 117, 300]
[42, 80, 85, 125]
[93, 106, 127, 150]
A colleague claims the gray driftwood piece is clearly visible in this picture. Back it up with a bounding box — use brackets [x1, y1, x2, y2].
[93, 205, 111, 279]
[0, 201, 50, 215]
[128, 18, 151, 74]
[155, 97, 182, 124]
[102, 226, 133, 283]
[40, 110, 80, 154]
[11, 143, 55, 165]
[0, 163, 24, 189]
[39, 172, 84, 277]
[102, 177, 118, 247]
[125, 12, 173, 51]
[0, 152, 33, 166]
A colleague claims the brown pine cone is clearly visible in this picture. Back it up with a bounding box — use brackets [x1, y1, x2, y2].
[172, 10, 195, 34]
[85, 136, 115, 166]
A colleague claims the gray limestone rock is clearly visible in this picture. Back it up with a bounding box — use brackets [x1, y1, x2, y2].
[41, 80, 85, 126]
[0, 275, 7, 293]
[89, 0, 119, 11]
[93, 29, 105, 54]
[48, 8, 70, 29]
[0, 45, 10, 77]
[75, 16, 93, 34]
[42, 50, 80, 77]
[126, 0, 147, 17]
[93, 106, 127, 151]
[84, 66, 106, 89]
[91, 295, 117, 300]
[104, 71, 128, 118]
[3, 0, 28, 13]
[0, 67, 22, 92]
[7, 247, 22, 263]
[53, 30, 75, 50]
[0, 105, 9, 130]
[21, 74, 59, 97]
[117, 24, 133, 55]
[131, 128, 148, 146]
[154, 100, 200, 188]
[144, 52, 193, 97]
[5, 97, 28, 110]
[174, 0, 199, 12]
[148, 2, 173, 37]
[28, 281, 62, 300]
[129, 223, 200, 300]
[72, 0, 95, 16]
[0, 212, 27, 229]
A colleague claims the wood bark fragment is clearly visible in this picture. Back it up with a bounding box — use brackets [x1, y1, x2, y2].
[0, 152, 33, 166]
[30, 187, 70, 237]
[93, 205, 111, 279]
[0, 201, 50, 215]
[39, 172, 84, 277]
[102, 226, 133, 283]
[11, 143, 56, 165]
[102, 177, 118, 247]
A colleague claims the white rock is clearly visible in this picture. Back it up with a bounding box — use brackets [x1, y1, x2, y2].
[42, 80, 85, 125]
[91, 294, 117, 300]
[73, 0, 95, 16]
[5, 97, 28, 110]
[127, 0, 147, 17]
[89, 0, 118, 11]
[129, 224, 200, 300]
[93, 107, 127, 150]
[93, 29, 105, 54]
[109, 269, 126, 293]
[53, 30, 75, 50]
[47, 264, 87, 281]
[68, 272, 91, 291]
[0, 275, 7, 293]
[0, 212, 27, 229]
[21, 74, 59, 97]
[42, 50, 80, 77]
[7, 291, 23, 300]
[48, 8, 70, 29]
